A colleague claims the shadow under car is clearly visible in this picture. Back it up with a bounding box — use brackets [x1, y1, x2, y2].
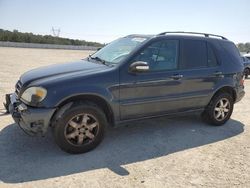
[0, 115, 244, 183]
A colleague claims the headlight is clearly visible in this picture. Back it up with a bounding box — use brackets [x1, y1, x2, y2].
[21, 87, 47, 104]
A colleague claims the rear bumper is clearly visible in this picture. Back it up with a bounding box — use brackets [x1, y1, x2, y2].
[5, 93, 56, 136]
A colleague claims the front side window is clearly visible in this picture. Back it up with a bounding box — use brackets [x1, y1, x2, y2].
[133, 40, 179, 71]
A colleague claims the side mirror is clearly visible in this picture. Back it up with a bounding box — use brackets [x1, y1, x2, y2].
[129, 61, 149, 73]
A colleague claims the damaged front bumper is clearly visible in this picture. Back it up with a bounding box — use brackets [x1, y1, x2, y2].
[5, 93, 56, 136]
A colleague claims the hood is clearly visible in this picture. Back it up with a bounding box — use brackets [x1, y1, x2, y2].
[20, 60, 108, 86]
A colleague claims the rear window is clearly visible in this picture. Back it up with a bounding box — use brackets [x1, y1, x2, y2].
[180, 40, 207, 69]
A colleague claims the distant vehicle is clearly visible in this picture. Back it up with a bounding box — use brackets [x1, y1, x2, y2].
[5, 32, 245, 154]
[242, 56, 250, 78]
[244, 53, 250, 61]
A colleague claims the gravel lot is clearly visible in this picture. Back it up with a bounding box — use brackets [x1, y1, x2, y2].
[0, 47, 250, 188]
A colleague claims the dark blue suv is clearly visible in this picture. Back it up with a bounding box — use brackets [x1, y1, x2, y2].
[5, 32, 245, 154]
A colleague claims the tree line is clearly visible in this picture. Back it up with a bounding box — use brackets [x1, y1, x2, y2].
[237, 43, 250, 53]
[0, 29, 103, 47]
[1, 29, 249, 52]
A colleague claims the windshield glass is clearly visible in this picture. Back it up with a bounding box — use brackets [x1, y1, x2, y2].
[91, 36, 148, 64]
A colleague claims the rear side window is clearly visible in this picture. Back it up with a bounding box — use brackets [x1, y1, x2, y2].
[207, 43, 218, 67]
[180, 40, 207, 69]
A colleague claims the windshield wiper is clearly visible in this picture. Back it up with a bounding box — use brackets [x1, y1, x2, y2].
[88, 55, 108, 65]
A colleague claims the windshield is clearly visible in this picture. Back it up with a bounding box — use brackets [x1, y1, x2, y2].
[90, 36, 148, 64]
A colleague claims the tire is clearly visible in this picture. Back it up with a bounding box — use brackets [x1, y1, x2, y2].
[52, 102, 107, 154]
[202, 92, 234, 126]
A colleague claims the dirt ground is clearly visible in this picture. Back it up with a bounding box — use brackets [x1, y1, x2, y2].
[0, 47, 249, 188]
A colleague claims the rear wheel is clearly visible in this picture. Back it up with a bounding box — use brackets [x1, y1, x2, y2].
[202, 93, 234, 126]
[52, 102, 107, 154]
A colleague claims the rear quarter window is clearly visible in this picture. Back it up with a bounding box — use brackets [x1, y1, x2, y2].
[220, 42, 242, 64]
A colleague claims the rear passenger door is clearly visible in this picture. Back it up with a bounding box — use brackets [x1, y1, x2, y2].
[178, 39, 223, 109]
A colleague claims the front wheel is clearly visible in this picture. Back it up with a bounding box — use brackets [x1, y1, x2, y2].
[202, 93, 234, 126]
[52, 102, 107, 154]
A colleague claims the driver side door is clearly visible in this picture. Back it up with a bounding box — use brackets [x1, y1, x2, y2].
[119, 39, 184, 120]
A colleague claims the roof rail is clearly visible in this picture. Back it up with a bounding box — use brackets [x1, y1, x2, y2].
[157, 31, 228, 40]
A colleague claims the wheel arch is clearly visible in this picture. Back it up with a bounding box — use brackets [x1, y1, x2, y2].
[52, 94, 115, 127]
[212, 86, 236, 102]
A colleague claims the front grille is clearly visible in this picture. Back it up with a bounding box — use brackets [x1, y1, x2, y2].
[15, 80, 22, 97]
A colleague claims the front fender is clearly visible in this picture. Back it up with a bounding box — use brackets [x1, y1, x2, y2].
[45, 83, 118, 106]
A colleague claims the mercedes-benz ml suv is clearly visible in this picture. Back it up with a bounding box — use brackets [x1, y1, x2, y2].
[5, 32, 245, 154]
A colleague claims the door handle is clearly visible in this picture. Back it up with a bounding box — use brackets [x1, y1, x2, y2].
[213, 71, 224, 77]
[170, 74, 183, 80]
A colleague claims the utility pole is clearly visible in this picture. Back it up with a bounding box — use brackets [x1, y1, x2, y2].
[51, 27, 61, 37]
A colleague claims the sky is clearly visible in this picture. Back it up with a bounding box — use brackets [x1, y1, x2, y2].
[0, 0, 249, 44]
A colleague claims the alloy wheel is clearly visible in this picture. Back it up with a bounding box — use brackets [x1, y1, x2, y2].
[213, 98, 230, 121]
[64, 113, 99, 146]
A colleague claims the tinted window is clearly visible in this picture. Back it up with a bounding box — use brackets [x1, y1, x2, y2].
[220, 42, 242, 63]
[207, 43, 218, 67]
[134, 40, 179, 71]
[180, 40, 207, 69]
